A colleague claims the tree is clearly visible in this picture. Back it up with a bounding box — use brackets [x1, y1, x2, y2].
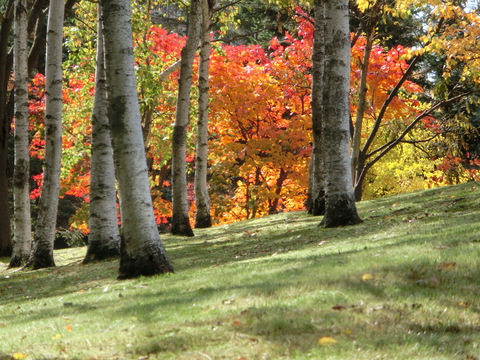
[27, 0, 65, 268]
[321, 0, 361, 227]
[208, 39, 311, 222]
[1, 0, 64, 257]
[10, 0, 31, 267]
[171, 0, 201, 236]
[194, 0, 214, 228]
[307, 0, 325, 216]
[100, 0, 173, 278]
[0, 0, 13, 257]
[350, 0, 382, 193]
[83, 5, 120, 263]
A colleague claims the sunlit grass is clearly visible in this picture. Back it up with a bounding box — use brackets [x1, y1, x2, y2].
[1, 182, 479, 359]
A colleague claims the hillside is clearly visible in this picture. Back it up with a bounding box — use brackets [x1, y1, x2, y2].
[1, 182, 479, 360]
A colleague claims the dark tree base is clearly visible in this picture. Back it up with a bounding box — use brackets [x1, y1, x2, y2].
[308, 191, 326, 216]
[83, 240, 120, 264]
[195, 215, 212, 229]
[9, 254, 29, 268]
[26, 250, 56, 270]
[118, 238, 174, 280]
[322, 193, 362, 228]
[171, 219, 195, 237]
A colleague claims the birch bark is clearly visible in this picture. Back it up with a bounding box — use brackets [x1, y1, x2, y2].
[194, 0, 214, 229]
[308, 0, 326, 216]
[0, 0, 13, 257]
[83, 5, 120, 263]
[322, 0, 362, 227]
[28, 0, 65, 268]
[101, 0, 173, 278]
[10, 0, 31, 267]
[171, 0, 201, 236]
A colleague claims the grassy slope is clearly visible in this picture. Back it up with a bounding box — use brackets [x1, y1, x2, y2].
[0, 182, 479, 360]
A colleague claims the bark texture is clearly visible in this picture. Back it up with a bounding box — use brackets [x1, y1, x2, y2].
[194, 0, 214, 229]
[0, 0, 14, 257]
[28, 0, 65, 268]
[322, 0, 362, 227]
[0, 0, 53, 257]
[101, 0, 173, 278]
[171, 0, 201, 237]
[10, 0, 31, 267]
[83, 5, 120, 263]
[308, 0, 326, 216]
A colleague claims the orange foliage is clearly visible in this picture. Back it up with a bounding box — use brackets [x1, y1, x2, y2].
[30, 8, 455, 232]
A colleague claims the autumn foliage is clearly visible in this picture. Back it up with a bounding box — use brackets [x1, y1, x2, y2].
[25, 6, 479, 233]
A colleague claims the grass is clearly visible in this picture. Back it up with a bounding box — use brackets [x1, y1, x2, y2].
[1, 182, 480, 360]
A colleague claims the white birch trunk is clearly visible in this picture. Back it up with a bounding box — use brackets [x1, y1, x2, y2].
[10, 0, 31, 267]
[100, 0, 173, 278]
[84, 4, 120, 263]
[308, 0, 326, 217]
[194, 0, 213, 229]
[322, 0, 362, 227]
[171, 0, 201, 236]
[28, 0, 64, 268]
[0, 0, 14, 258]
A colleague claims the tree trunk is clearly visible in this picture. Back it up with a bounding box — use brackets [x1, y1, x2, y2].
[1, 0, 53, 258]
[268, 168, 288, 215]
[100, 0, 173, 279]
[307, 0, 326, 216]
[10, 0, 31, 267]
[27, 0, 65, 269]
[83, 4, 120, 263]
[351, 29, 374, 189]
[0, 0, 14, 257]
[171, 0, 201, 237]
[321, 0, 362, 227]
[194, 0, 214, 229]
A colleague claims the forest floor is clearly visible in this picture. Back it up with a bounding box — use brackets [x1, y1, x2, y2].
[1, 182, 480, 360]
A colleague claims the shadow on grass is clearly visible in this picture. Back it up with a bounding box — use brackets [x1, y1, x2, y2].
[1, 182, 479, 358]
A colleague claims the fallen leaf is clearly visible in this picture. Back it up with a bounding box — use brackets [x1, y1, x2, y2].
[362, 273, 374, 281]
[332, 305, 346, 311]
[52, 334, 62, 339]
[317, 240, 329, 246]
[458, 302, 470, 308]
[437, 262, 456, 270]
[318, 336, 337, 345]
[12, 353, 29, 360]
[66, 324, 72, 332]
[233, 320, 242, 326]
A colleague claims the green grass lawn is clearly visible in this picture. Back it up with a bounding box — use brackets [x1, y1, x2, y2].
[1, 182, 480, 360]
